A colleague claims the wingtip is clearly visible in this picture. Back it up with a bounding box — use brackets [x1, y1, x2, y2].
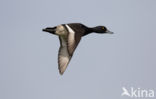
[59, 71, 64, 75]
[59, 69, 64, 75]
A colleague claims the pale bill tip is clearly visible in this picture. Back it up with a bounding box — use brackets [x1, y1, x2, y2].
[106, 30, 114, 34]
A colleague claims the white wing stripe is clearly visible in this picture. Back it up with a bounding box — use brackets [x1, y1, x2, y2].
[65, 24, 75, 55]
[65, 24, 75, 35]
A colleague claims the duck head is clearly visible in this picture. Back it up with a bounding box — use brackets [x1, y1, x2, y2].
[91, 26, 113, 34]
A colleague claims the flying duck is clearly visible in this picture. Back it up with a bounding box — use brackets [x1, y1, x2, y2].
[42, 23, 113, 75]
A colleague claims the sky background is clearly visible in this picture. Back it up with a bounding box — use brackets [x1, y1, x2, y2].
[0, 0, 156, 99]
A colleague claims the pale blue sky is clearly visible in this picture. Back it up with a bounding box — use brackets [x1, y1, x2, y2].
[0, 0, 156, 99]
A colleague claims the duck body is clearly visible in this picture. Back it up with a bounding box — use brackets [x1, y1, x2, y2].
[43, 23, 113, 75]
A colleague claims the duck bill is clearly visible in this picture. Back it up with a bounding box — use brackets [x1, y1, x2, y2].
[106, 30, 114, 34]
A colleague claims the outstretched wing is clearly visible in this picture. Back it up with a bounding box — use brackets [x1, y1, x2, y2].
[58, 35, 81, 75]
[58, 37, 71, 75]
[58, 25, 82, 75]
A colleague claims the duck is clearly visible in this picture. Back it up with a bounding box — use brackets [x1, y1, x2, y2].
[42, 23, 113, 75]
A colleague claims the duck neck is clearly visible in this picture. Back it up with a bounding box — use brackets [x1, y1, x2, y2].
[84, 27, 102, 36]
[82, 27, 92, 36]
[89, 27, 103, 33]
